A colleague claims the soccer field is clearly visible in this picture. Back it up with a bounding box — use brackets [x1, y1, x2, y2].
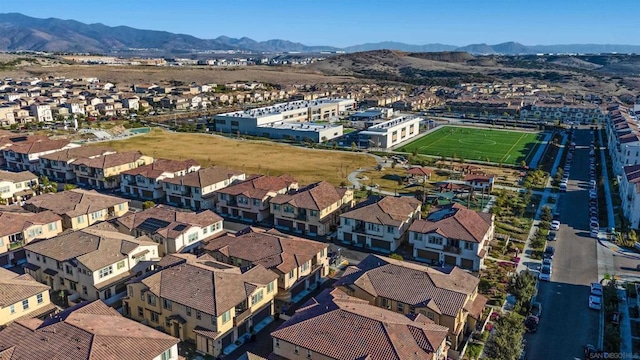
[398, 126, 543, 165]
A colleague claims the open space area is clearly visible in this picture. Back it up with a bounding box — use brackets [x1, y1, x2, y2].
[94, 129, 376, 185]
[398, 126, 544, 165]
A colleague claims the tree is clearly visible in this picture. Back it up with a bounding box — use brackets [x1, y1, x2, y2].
[540, 206, 553, 222]
[63, 184, 77, 191]
[351, 142, 357, 150]
[142, 201, 155, 210]
[38, 176, 57, 194]
[389, 253, 403, 261]
[509, 271, 538, 313]
[484, 312, 525, 360]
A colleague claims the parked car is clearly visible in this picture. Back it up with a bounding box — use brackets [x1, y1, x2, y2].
[590, 283, 603, 296]
[525, 315, 539, 333]
[547, 231, 558, 241]
[591, 221, 600, 230]
[539, 265, 552, 281]
[589, 295, 602, 310]
[544, 246, 555, 259]
[551, 220, 561, 230]
[591, 229, 599, 238]
[530, 301, 542, 317]
[543, 258, 552, 268]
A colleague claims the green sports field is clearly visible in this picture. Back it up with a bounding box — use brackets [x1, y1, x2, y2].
[398, 126, 543, 165]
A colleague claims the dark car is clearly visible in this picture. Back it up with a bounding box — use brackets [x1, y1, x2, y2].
[530, 301, 542, 318]
[547, 231, 557, 241]
[553, 213, 561, 221]
[524, 315, 539, 333]
[544, 246, 555, 259]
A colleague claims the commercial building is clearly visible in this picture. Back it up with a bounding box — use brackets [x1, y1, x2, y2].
[358, 115, 423, 149]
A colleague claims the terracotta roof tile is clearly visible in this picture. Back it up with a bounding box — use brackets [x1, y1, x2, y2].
[0, 210, 61, 238]
[115, 205, 222, 240]
[340, 196, 421, 227]
[0, 170, 37, 183]
[215, 175, 297, 198]
[4, 139, 71, 155]
[39, 146, 115, 162]
[270, 181, 348, 210]
[162, 166, 245, 188]
[71, 151, 145, 169]
[24, 189, 127, 218]
[409, 204, 493, 243]
[0, 268, 50, 308]
[121, 158, 200, 178]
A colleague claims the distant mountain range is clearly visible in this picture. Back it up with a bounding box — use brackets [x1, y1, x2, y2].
[1, 13, 639, 55]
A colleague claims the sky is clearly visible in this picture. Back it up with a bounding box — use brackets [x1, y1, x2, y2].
[3, 0, 639, 47]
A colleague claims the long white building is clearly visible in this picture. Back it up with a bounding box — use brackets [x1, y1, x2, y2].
[358, 115, 423, 149]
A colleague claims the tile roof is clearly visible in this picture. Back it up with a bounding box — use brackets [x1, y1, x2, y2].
[624, 165, 640, 183]
[39, 146, 116, 162]
[0, 300, 178, 360]
[340, 196, 421, 227]
[406, 167, 434, 177]
[270, 181, 348, 210]
[140, 254, 277, 316]
[0, 268, 50, 308]
[0, 210, 61, 237]
[121, 158, 200, 178]
[0, 170, 37, 183]
[162, 166, 245, 188]
[115, 205, 222, 240]
[3, 139, 71, 155]
[71, 151, 145, 169]
[25, 224, 157, 271]
[203, 227, 327, 274]
[335, 254, 479, 317]
[24, 189, 127, 218]
[271, 288, 448, 360]
[409, 203, 493, 243]
[215, 174, 297, 199]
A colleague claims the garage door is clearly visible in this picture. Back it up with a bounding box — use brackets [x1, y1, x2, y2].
[371, 239, 390, 250]
[296, 222, 305, 232]
[244, 212, 258, 221]
[278, 219, 293, 229]
[252, 304, 272, 326]
[221, 332, 234, 349]
[444, 255, 457, 266]
[291, 280, 307, 297]
[357, 235, 366, 245]
[461, 258, 474, 269]
[0, 254, 9, 267]
[343, 232, 352, 242]
[309, 225, 318, 234]
[417, 249, 439, 261]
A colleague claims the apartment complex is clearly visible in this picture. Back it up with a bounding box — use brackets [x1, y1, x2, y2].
[123, 253, 278, 358]
[120, 159, 201, 200]
[23, 189, 129, 230]
[270, 181, 354, 236]
[71, 151, 153, 189]
[520, 100, 604, 123]
[23, 223, 160, 304]
[114, 205, 224, 256]
[409, 204, 494, 271]
[2, 139, 78, 172]
[271, 288, 449, 360]
[162, 166, 246, 210]
[338, 196, 422, 253]
[0, 300, 179, 360]
[0, 169, 38, 205]
[38, 146, 116, 183]
[358, 115, 423, 149]
[0, 210, 62, 267]
[0, 267, 56, 327]
[213, 98, 356, 142]
[204, 227, 328, 306]
[216, 174, 298, 223]
[335, 254, 487, 349]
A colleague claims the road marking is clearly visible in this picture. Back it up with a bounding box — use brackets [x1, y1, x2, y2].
[501, 132, 526, 164]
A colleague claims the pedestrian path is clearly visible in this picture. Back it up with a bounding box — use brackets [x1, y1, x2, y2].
[528, 131, 553, 169]
[597, 130, 616, 230]
[619, 289, 633, 357]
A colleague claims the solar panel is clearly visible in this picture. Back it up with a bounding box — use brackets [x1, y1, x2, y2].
[172, 224, 187, 232]
[137, 217, 171, 233]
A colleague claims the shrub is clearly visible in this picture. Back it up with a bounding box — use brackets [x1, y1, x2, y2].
[142, 201, 155, 210]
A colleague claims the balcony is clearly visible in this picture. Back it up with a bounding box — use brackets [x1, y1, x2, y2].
[443, 245, 462, 254]
[296, 213, 307, 221]
[233, 307, 252, 326]
[9, 240, 25, 250]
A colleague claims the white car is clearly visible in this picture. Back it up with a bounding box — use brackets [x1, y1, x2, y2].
[539, 265, 552, 281]
[589, 295, 602, 310]
[591, 229, 599, 238]
[551, 220, 560, 230]
[591, 283, 603, 296]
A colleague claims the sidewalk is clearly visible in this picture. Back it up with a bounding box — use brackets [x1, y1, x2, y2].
[528, 131, 553, 169]
[618, 289, 633, 357]
[597, 129, 616, 230]
[515, 133, 568, 274]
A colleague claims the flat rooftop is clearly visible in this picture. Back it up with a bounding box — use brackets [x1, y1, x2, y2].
[216, 98, 353, 119]
[367, 115, 422, 130]
[260, 121, 342, 132]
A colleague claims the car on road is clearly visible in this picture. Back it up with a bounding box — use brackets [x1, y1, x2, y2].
[589, 295, 602, 310]
[543, 258, 552, 268]
[525, 315, 539, 333]
[544, 246, 555, 259]
[590, 283, 603, 296]
[590, 221, 600, 230]
[550, 220, 560, 230]
[539, 265, 552, 281]
[590, 216, 599, 223]
[591, 229, 599, 238]
[530, 301, 542, 317]
[547, 231, 557, 241]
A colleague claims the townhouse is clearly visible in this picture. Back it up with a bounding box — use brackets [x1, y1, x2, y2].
[114, 205, 224, 256]
[0, 210, 62, 267]
[335, 254, 487, 350]
[23, 223, 160, 304]
[271, 288, 449, 360]
[203, 227, 329, 307]
[0, 300, 179, 360]
[123, 253, 278, 358]
[120, 158, 200, 200]
[2, 139, 79, 172]
[0, 169, 38, 205]
[29, 102, 53, 122]
[520, 100, 604, 123]
[216, 174, 298, 223]
[0, 134, 48, 168]
[408, 203, 494, 271]
[0, 267, 56, 327]
[71, 151, 153, 189]
[620, 165, 640, 228]
[337, 196, 422, 253]
[38, 146, 116, 183]
[606, 106, 640, 175]
[23, 189, 129, 230]
[163, 166, 246, 210]
[270, 181, 354, 236]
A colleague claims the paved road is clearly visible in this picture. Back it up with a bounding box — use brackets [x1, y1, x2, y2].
[525, 129, 600, 359]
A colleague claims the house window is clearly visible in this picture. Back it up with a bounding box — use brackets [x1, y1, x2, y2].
[294, 345, 300, 355]
[427, 312, 435, 320]
[163, 299, 172, 310]
[10, 305, 15, 314]
[70, 282, 77, 291]
[251, 290, 264, 305]
[165, 317, 172, 328]
[288, 269, 295, 279]
[464, 241, 474, 250]
[300, 261, 310, 272]
[117, 260, 125, 269]
[65, 265, 72, 275]
[397, 303, 404, 313]
[210, 225, 215, 232]
[275, 339, 280, 348]
[47, 222, 57, 231]
[140, 290, 145, 300]
[428, 236, 443, 245]
[59, 277, 65, 285]
[222, 309, 231, 324]
[147, 294, 157, 306]
[310, 210, 318, 217]
[196, 311, 202, 320]
[90, 210, 103, 220]
[387, 226, 394, 233]
[150, 312, 159, 323]
[160, 349, 172, 360]
[98, 266, 113, 278]
[253, 199, 260, 206]
[188, 232, 199, 243]
[22, 299, 29, 310]
[273, 204, 280, 211]
[267, 281, 274, 293]
[381, 298, 390, 309]
[284, 205, 294, 213]
[82, 286, 88, 296]
[118, 204, 125, 211]
[203, 226, 208, 235]
[307, 350, 312, 359]
[27, 227, 43, 238]
[186, 307, 192, 317]
[128, 286, 133, 297]
[76, 216, 85, 224]
[344, 219, 350, 226]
